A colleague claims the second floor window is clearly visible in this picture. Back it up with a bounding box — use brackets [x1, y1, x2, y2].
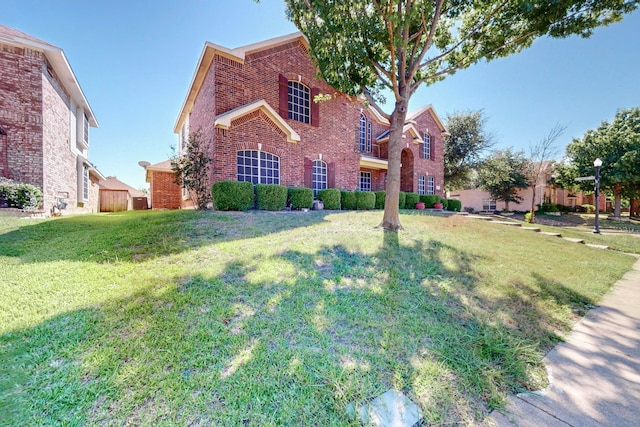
[359, 114, 372, 152]
[288, 81, 310, 124]
[422, 132, 431, 159]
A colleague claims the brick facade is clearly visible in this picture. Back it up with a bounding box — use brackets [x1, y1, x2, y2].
[171, 33, 446, 206]
[0, 25, 100, 214]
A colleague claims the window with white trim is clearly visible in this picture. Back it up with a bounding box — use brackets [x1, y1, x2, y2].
[82, 165, 89, 201]
[482, 199, 497, 211]
[312, 160, 327, 196]
[359, 114, 372, 152]
[427, 176, 435, 195]
[423, 132, 431, 159]
[288, 81, 310, 124]
[359, 171, 371, 191]
[237, 150, 280, 184]
[418, 175, 425, 195]
[83, 113, 89, 145]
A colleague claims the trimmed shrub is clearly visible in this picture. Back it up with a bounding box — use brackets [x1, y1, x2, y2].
[341, 191, 357, 210]
[374, 191, 385, 209]
[0, 180, 43, 210]
[287, 187, 313, 210]
[212, 181, 254, 211]
[420, 194, 439, 208]
[318, 188, 341, 210]
[440, 198, 449, 210]
[447, 199, 462, 212]
[581, 204, 595, 214]
[398, 192, 406, 209]
[405, 193, 419, 209]
[256, 184, 288, 211]
[355, 191, 375, 210]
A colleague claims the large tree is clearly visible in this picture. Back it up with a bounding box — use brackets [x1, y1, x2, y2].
[276, 0, 638, 231]
[526, 124, 564, 223]
[444, 110, 494, 191]
[477, 149, 531, 211]
[565, 107, 640, 217]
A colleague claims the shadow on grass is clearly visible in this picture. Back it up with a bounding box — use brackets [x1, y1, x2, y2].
[0, 209, 331, 264]
[1, 227, 604, 426]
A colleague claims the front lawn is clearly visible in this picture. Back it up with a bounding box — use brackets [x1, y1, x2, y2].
[0, 210, 636, 425]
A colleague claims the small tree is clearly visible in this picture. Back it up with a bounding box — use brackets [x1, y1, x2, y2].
[171, 129, 212, 210]
[527, 124, 565, 223]
[444, 110, 494, 191]
[478, 149, 530, 211]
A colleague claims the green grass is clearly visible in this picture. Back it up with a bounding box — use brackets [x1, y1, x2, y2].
[0, 210, 637, 426]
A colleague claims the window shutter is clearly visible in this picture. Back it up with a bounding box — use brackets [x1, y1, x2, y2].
[304, 157, 313, 188]
[419, 142, 425, 159]
[327, 162, 336, 188]
[430, 137, 435, 161]
[310, 87, 320, 127]
[279, 74, 289, 119]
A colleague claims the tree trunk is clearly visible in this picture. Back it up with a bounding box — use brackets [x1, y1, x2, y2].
[381, 98, 410, 232]
[614, 184, 622, 218]
[504, 200, 510, 212]
[529, 186, 537, 223]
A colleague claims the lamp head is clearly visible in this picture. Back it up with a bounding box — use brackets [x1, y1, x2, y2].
[593, 158, 603, 167]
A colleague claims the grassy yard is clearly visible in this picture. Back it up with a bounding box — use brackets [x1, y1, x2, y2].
[0, 210, 637, 426]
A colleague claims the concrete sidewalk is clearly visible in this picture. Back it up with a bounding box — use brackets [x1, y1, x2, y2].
[489, 256, 640, 426]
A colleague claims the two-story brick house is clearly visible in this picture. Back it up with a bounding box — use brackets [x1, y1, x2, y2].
[156, 33, 446, 209]
[0, 24, 102, 214]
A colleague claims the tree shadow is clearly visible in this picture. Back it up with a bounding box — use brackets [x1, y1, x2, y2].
[0, 209, 331, 265]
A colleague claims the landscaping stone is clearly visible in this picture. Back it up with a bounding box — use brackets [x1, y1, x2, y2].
[358, 389, 422, 427]
[540, 231, 562, 237]
[562, 237, 584, 244]
[466, 215, 493, 220]
[521, 227, 541, 232]
[586, 243, 610, 250]
[492, 221, 521, 226]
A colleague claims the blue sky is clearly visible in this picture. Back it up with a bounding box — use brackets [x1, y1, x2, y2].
[4, 1, 639, 190]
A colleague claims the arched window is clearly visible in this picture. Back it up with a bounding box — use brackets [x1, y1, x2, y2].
[288, 81, 310, 124]
[237, 150, 280, 184]
[359, 114, 372, 152]
[312, 160, 327, 196]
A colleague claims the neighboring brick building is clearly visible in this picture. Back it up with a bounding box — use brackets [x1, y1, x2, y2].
[155, 33, 447, 209]
[0, 25, 102, 214]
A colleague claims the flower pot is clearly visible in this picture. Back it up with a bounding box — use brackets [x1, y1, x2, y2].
[433, 203, 443, 209]
[415, 202, 425, 210]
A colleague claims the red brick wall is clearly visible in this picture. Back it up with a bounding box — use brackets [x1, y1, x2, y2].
[150, 171, 182, 209]
[410, 110, 445, 196]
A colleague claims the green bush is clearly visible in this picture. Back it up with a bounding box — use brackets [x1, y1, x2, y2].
[374, 191, 385, 209]
[524, 211, 533, 223]
[440, 198, 449, 210]
[341, 191, 357, 210]
[447, 199, 462, 212]
[318, 188, 341, 210]
[212, 181, 254, 211]
[398, 192, 406, 209]
[256, 184, 288, 211]
[405, 193, 419, 209]
[0, 178, 43, 210]
[420, 194, 439, 208]
[581, 204, 595, 214]
[538, 202, 560, 213]
[287, 187, 313, 210]
[355, 191, 375, 210]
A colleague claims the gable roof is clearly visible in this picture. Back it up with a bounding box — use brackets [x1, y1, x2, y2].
[376, 124, 423, 143]
[0, 25, 98, 128]
[406, 104, 448, 135]
[214, 99, 301, 143]
[174, 32, 308, 134]
[98, 177, 145, 197]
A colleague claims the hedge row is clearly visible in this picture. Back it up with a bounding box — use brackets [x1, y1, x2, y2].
[0, 178, 43, 210]
[210, 181, 463, 212]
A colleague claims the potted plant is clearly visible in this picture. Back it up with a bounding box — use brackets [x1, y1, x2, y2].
[415, 202, 425, 210]
[433, 202, 443, 209]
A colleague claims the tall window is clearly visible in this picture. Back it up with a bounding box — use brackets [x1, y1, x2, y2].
[427, 176, 435, 195]
[312, 160, 327, 196]
[422, 132, 431, 159]
[82, 165, 89, 201]
[359, 171, 372, 191]
[418, 175, 425, 195]
[288, 81, 310, 124]
[83, 113, 89, 145]
[359, 114, 372, 152]
[237, 150, 280, 184]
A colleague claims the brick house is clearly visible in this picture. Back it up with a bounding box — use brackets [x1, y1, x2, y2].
[0, 24, 102, 214]
[158, 33, 446, 209]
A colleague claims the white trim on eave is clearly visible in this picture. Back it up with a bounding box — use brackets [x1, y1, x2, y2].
[406, 104, 447, 136]
[214, 100, 300, 143]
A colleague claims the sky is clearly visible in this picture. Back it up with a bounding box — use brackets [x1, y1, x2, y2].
[4, 1, 640, 190]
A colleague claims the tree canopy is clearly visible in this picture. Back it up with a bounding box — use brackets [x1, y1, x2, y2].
[274, 0, 639, 230]
[477, 148, 531, 211]
[443, 110, 494, 191]
[564, 107, 640, 216]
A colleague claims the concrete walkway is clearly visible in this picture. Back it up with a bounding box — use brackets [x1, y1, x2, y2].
[489, 256, 640, 426]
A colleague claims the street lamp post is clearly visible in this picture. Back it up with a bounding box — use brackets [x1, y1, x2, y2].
[593, 158, 603, 234]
